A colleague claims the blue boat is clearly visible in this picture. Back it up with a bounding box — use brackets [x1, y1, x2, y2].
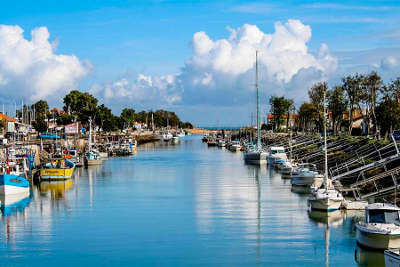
[0, 174, 30, 195]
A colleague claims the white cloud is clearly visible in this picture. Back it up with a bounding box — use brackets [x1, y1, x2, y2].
[92, 19, 337, 116]
[90, 73, 182, 109]
[381, 56, 398, 70]
[0, 25, 90, 102]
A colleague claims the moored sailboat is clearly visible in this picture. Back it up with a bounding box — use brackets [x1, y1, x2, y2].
[308, 90, 343, 211]
[243, 51, 268, 165]
[85, 118, 102, 166]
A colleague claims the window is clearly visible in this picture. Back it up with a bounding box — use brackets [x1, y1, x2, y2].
[369, 210, 400, 224]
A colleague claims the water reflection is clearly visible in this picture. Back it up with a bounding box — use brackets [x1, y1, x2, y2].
[308, 210, 345, 267]
[39, 179, 74, 200]
[0, 191, 31, 217]
[354, 245, 385, 266]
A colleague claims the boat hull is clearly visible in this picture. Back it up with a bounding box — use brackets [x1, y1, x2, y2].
[40, 168, 75, 180]
[229, 146, 241, 152]
[99, 152, 108, 158]
[308, 197, 342, 211]
[0, 174, 30, 195]
[385, 250, 400, 267]
[356, 225, 400, 250]
[291, 185, 312, 194]
[244, 151, 267, 164]
[0, 184, 29, 195]
[291, 176, 323, 187]
[85, 159, 102, 166]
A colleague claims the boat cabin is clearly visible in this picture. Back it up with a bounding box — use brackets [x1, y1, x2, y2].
[365, 203, 400, 224]
[269, 146, 285, 155]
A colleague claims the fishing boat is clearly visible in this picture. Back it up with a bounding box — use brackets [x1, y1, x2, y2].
[0, 173, 30, 195]
[356, 203, 400, 250]
[202, 134, 209, 142]
[65, 149, 83, 167]
[85, 152, 102, 166]
[308, 91, 344, 212]
[243, 51, 268, 165]
[385, 249, 400, 267]
[40, 158, 76, 180]
[0, 147, 30, 195]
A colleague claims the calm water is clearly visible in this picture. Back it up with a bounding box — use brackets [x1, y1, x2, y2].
[0, 136, 384, 266]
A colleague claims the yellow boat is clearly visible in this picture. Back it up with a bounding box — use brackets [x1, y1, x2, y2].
[40, 159, 75, 180]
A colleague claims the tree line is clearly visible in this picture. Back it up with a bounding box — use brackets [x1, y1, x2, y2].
[269, 71, 400, 137]
[29, 90, 193, 132]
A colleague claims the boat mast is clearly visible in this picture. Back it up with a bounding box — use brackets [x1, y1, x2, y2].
[88, 117, 92, 152]
[323, 90, 328, 187]
[256, 51, 261, 151]
[166, 113, 169, 133]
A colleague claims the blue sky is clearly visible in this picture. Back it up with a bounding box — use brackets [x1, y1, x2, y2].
[1, 0, 400, 126]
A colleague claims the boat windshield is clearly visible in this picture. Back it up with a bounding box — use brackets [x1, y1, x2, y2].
[368, 210, 400, 224]
[270, 149, 285, 154]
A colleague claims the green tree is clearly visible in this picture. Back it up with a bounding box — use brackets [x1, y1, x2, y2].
[360, 72, 382, 135]
[308, 82, 328, 132]
[269, 96, 293, 131]
[376, 97, 400, 138]
[298, 103, 318, 133]
[32, 100, 49, 116]
[328, 85, 348, 135]
[32, 100, 49, 132]
[57, 113, 76, 125]
[120, 108, 136, 128]
[342, 74, 363, 135]
[63, 90, 98, 124]
[95, 104, 119, 132]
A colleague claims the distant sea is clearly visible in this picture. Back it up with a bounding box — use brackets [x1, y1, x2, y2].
[199, 126, 243, 130]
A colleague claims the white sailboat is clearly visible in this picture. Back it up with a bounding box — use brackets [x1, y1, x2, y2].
[244, 51, 267, 164]
[308, 91, 343, 211]
[85, 118, 102, 166]
[162, 114, 173, 141]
